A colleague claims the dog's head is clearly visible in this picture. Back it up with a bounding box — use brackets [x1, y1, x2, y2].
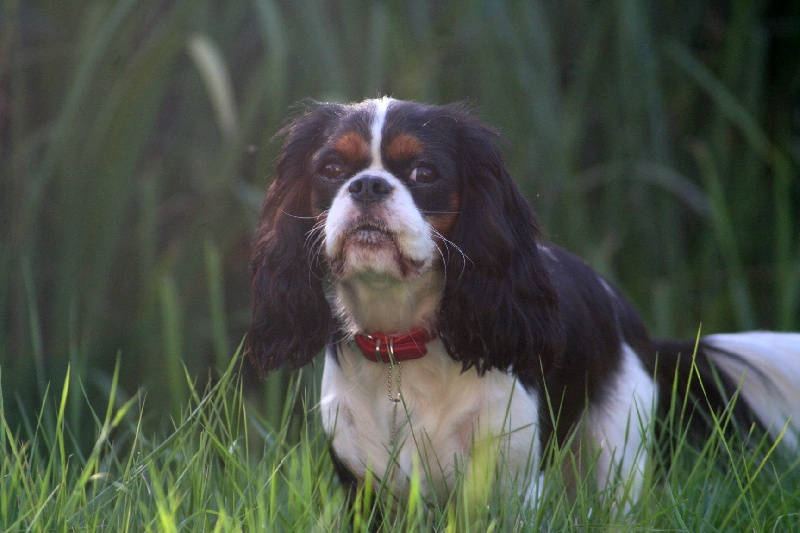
[247, 98, 564, 384]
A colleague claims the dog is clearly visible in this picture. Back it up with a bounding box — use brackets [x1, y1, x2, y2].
[246, 97, 800, 508]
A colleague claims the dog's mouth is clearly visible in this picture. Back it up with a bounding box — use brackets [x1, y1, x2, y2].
[325, 218, 429, 280]
[345, 221, 395, 247]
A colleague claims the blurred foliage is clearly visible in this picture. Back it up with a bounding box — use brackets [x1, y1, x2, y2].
[1, 0, 798, 434]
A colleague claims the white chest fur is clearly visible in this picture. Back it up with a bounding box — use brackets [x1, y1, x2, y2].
[319, 339, 541, 502]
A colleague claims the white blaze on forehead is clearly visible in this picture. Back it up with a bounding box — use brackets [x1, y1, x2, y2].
[369, 97, 392, 169]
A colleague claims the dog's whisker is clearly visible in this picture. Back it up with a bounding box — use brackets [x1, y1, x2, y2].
[428, 226, 473, 280]
[304, 211, 328, 246]
[433, 240, 447, 272]
[420, 210, 463, 215]
[303, 214, 329, 274]
[282, 209, 318, 220]
[426, 232, 450, 279]
[304, 227, 324, 252]
[431, 228, 472, 265]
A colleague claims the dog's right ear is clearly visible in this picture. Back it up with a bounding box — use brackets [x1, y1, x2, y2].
[246, 103, 343, 376]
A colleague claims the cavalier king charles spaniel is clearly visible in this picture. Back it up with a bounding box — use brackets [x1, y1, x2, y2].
[246, 97, 800, 508]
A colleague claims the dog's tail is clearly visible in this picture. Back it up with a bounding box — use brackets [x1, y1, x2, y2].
[653, 332, 800, 449]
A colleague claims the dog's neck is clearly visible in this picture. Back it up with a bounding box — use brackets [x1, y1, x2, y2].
[333, 268, 444, 335]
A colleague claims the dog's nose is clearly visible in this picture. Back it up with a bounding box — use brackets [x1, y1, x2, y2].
[348, 175, 393, 204]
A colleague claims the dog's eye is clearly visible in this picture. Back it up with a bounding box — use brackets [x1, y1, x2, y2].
[409, 166, 436, 184]
[320, 163, 346, 181]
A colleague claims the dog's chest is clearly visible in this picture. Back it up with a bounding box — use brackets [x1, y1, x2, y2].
[319, 340, 539, 499]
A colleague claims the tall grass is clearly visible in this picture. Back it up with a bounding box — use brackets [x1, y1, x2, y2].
[1, 0, 798, 527]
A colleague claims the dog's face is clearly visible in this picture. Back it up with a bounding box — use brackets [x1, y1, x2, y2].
[247, 98, 564, 384]
[310, 98, 461, 281]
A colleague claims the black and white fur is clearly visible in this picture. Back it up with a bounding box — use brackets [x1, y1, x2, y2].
[247, 97, 800, 507]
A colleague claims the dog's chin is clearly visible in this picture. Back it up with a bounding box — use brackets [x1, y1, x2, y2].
[328, 230, 429, 281]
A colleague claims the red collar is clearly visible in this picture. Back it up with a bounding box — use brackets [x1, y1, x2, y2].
[354, 326, 438, 363]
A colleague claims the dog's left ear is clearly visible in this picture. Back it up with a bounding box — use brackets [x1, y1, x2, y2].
[438, 113, 565, 386]
[246, 103, 342, 376]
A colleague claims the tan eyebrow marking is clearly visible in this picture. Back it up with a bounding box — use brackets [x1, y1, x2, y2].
[385, 133, 423, 161]
[332, 132, 370, 162]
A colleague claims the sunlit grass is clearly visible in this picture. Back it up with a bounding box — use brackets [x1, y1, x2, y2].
[2, 353, 799, 531]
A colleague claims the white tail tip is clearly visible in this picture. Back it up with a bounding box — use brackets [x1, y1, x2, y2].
[703, 332, 800, 450]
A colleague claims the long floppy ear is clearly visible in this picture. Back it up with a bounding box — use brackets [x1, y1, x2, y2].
[246, 104, 342, 376]
[438, 117, 565, 387]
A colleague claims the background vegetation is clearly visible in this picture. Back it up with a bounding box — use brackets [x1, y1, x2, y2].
[1, 0, 798, 529]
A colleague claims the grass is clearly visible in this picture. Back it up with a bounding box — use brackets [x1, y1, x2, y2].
[2, 349, 799, 531]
